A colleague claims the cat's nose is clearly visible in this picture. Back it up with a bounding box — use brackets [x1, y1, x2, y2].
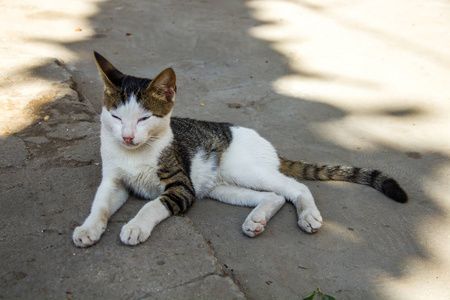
[123, 136, 134, 144]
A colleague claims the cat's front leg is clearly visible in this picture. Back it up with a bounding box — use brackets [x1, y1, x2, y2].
[73, 178, 129, 247]
[120, 167, 194, 246]
[120, 198, 171, 246]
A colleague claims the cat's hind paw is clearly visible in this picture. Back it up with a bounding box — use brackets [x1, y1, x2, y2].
[242, 213, 267, 237]
[298, 208, 323, 233]
[73, 224, 105, 248]
[120, 222, 151, 246]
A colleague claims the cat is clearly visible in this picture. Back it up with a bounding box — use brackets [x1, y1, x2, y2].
[72, 52, 408, 247]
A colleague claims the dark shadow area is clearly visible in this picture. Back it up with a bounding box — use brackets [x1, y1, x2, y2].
[1, 0, 449, 299]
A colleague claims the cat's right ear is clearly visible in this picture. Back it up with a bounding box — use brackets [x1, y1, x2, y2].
[146, 68, 177, 102]
[93, 51, 124, 88]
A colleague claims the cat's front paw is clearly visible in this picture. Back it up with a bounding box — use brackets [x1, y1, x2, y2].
[73, 224, 105, 247]
[242, 212, 267, 237]
[120, 222, 151, 246]
[298, 208, 323, 233]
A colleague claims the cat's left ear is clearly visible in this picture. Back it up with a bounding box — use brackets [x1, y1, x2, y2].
[146, 68, 177, 102]
[93, 51, 124, 88]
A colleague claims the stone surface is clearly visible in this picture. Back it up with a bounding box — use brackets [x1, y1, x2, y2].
[1, 0, 449, 299]
[0, 136, 28, 168]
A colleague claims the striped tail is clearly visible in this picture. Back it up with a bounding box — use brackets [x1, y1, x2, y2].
[278, 155, 408, 203]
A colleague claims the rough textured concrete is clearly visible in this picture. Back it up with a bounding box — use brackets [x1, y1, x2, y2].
[1, 0, 450, 299]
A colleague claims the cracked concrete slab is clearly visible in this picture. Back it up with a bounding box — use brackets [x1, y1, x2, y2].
[0, 136, 28, 168]
[146, 274, 246, 300]
[0, 32, 244, 299]
[1, 0, 450, 299]
[1, 163, 244, 298]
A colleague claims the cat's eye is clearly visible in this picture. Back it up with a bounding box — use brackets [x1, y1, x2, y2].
[138, 116, 150, 122]
[111, 114, 122, 121]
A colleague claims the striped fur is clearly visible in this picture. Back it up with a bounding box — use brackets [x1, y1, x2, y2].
[278, 155, 408, 203]
[157, 118, 232, 214]
[156, 145, 195, 215]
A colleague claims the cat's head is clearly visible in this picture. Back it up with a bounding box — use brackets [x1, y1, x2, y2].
[94, 52, 176, 149]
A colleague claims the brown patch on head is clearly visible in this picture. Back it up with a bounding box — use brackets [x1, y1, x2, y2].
[94, 52, 177, 116]
[102, 87, 123, 111]
[141, 68, 177, 116]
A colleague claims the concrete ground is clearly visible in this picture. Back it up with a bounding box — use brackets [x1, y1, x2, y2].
[1, 0, 449, 299]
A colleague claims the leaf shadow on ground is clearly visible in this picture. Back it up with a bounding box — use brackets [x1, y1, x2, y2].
[1, 0, 449, 299]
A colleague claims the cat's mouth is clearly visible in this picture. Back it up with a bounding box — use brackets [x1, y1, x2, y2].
[121, 140, 142, 149]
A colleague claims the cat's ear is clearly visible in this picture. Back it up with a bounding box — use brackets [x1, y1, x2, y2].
[93, 51, 124, 88]
[146, 68, 177, 102]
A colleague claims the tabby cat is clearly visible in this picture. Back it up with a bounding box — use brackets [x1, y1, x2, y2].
[72, 52, 407, 247]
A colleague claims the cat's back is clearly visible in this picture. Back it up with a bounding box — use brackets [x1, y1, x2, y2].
[170, 117, 233, 153]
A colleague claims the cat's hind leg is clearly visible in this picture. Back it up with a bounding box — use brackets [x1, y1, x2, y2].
[240, 173, 323, 233]
[208, 185, 285, 237]
[221, 126, 322, 233]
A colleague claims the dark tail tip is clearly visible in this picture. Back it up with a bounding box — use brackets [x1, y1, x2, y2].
[381, 179, 408, 203]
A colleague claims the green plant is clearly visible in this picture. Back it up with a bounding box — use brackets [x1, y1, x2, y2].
[303, 287, 336, 300]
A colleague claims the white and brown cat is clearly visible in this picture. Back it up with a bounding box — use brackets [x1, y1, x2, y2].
[72, 52, 407, 247]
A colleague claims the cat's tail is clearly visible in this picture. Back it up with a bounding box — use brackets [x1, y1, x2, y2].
[278, 155, 408, 203]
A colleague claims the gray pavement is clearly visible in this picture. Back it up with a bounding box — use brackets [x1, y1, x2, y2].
[1, 0, 450, 299]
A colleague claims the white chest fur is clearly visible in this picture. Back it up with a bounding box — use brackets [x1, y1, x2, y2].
[116, 156, 163, 200]
[100, 120, 173, 200]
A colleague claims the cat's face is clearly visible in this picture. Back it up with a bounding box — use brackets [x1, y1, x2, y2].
[101, 95, 171, 149]
[94, 52, 176, 149]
